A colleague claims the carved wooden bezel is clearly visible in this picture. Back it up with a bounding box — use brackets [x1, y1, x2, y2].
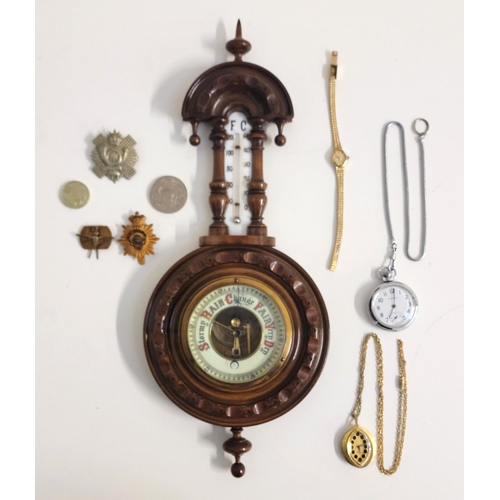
[144, 245, 329, 427]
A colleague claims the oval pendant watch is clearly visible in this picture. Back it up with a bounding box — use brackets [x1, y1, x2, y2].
[341, 426, 376, 468]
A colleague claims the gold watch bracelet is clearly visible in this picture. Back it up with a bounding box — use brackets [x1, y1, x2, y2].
[329, 51, 349, 271]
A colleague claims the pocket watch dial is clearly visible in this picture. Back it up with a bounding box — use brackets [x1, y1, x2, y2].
[186, 279, 290, 384]
[368, 281, 418, 331]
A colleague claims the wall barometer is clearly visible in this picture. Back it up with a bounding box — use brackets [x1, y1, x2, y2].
[144, 21, 329, 477]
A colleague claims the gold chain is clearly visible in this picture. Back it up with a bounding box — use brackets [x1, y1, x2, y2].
[329, 51, 349, 271]
[351, 333, 408, 475]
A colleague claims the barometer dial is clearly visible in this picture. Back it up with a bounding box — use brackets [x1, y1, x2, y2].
[184, 278, 291, 384]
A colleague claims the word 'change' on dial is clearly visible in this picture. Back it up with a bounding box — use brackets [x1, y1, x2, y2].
[187, 283, 289, 384]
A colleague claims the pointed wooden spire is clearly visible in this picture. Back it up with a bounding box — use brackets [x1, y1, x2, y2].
[225, 20, 252, 61]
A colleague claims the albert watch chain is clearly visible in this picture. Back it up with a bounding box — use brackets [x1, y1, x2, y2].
[367, 119, 429, 331]
[342, 333, 408, 474]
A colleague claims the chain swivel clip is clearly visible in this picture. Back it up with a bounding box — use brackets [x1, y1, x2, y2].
[378, 240, 397, 282]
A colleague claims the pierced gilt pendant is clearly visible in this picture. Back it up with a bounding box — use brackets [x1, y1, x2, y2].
[118, 212, 159, 265]
[91, 130, 138, 182]
[341, 426, 376, 468]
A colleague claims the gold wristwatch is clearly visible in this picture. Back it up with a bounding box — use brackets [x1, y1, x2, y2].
[329, 51, 349, 271]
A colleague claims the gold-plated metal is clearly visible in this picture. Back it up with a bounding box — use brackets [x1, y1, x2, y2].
[341, 425, 376, 468]
[328, 51, 349, 271]
[118, 212, 159, 265]
[330, 51, 338, 78]
[343, 333, 408, 475]
[76, 226, 113, 259]
[91, 130, 138, 183]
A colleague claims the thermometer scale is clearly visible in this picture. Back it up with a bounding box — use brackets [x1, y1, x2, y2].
[225, 111, 252, 233]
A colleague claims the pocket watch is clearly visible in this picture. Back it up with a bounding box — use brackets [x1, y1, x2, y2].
[367, 120, 428, 332]
[367, 241, 419, 332]
[144, 21, 329, 477]
[368, 280, 418, 332]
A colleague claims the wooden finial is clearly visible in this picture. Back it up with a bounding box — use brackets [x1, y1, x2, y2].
[225, 20, 252, 61]
[222, 427, 252, 477]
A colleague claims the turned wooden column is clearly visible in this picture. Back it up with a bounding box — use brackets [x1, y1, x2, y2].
[208, 118, 229, 235]
[181, 21, 293, 246]
[246, 118, 268, 237]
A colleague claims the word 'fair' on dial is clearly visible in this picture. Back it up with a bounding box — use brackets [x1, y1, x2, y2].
[187, 283, 289, 384]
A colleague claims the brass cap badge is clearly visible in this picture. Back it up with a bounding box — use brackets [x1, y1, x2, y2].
[118, 212, 159, 265]
[77, 226, 113, 259]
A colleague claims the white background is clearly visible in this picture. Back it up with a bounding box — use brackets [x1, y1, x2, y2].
[34, 0, 464, 499]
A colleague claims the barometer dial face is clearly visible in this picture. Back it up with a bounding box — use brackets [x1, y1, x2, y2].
[184, 278, 292, 384]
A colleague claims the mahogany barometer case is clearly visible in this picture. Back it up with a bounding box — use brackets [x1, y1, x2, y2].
[143, 22, 329, 477]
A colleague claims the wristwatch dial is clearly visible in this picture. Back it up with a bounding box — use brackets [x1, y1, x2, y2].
[332, 149, 348, 168]
[368, 281, 418, 331]
[183, 277, 291, 384]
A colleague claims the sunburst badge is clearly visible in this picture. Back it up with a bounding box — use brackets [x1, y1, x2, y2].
[118, 212, 159, 265]
[91, 130, 138, 182]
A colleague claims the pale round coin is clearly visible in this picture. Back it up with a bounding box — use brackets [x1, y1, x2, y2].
[149, 176, 188, 213]
[60, 181, 90, 209]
